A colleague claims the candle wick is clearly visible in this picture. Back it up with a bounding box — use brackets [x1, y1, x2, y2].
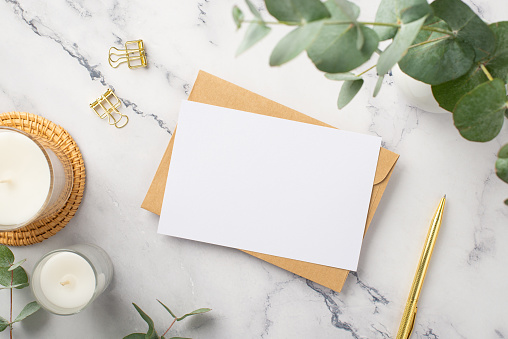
[60, 280, 71, 286]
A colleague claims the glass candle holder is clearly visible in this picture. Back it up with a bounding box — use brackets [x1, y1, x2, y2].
[31, 244, 114, 315]
[0, 126, 73, 231]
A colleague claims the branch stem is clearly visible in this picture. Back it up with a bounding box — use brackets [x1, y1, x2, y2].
[358, 64, 376, 76]
[408, 35, 448, 49]
[480, 64, 493, 81]
[242, 19, 453, 35]
[10, 270, 13, 339]
[162, 318, 177, 337]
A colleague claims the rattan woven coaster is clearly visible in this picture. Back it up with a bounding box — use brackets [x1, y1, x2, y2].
[0, 112, 85, 246]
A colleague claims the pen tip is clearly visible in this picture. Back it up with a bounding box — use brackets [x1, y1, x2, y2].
[444, 194, 447, 199]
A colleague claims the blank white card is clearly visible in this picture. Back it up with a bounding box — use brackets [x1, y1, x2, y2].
[158, 101, 381, 271]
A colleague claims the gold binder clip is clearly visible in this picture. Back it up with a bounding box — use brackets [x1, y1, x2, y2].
[108, 40, 147, 69]
[90, 89, 129, 128]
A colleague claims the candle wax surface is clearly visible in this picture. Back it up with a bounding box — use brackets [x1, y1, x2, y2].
[40, 252, 96, 309]
[0, 131, 51, 225]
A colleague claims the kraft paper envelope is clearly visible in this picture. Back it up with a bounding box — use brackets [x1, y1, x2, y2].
[142, 70, 399, 292]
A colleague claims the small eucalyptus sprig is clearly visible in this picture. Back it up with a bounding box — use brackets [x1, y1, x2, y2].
[0, 245, 41, 339]
[124, 300, 211, 339]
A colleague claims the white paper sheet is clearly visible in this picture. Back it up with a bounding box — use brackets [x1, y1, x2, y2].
[158, 101, 381, 271]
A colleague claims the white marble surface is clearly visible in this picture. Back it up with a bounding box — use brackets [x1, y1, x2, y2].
[1, 0, 507, 338]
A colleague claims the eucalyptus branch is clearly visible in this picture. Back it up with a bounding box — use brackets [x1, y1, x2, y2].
[408, 35, 449, 49]
[358, 64, 376, 76]
[161, 318, 177, 338]
[480, 64, 494, 81]
[0, 245, 41, 336]
[243, 19, 453, 35]
[10, 271, 13, 339]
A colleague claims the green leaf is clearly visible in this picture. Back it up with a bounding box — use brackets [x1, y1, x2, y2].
[373, 75, 384, 97]
[0, 266, 28, 289]
[236, 23, 271, 56]
[307, 1, 379, 73]
[0, 316, 8, 332]
[377, 15, 426, 75]
[496, 144, 508, 184]
[453, 79, 507, 142]
[325, 72, 360, 81]
[132, 303, 158, 339]
[123, 334, 146, 339]
[487, 22, 508, 83]
[333, 0, 363, 49]
[233, 6, 244, 29]
[0, 245, 14, 268]
[431, 0, 495, 62]
[245, 0, 262, 21]
[176, 308, 212, 321]
[13, 301, 40, 323]
[8, 259, 26, 272]
[432, 65, 489, 112]
[265, 0, 330, 24]
[399, 17, 475, 85]
[373, 0, 432, 41]
[270, 21, 324, 66]
[337, 79, 364, 109]
[157, 299, 177, 319]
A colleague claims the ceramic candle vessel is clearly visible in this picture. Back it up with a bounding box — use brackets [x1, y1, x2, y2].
[31, 244, 114, 315]
[0, 126, 73, 231]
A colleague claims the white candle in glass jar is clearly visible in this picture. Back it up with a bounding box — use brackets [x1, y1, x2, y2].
[0, 130, 51, 226]
[39, 252, 96, 309]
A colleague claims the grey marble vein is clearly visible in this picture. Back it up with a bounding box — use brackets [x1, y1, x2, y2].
[5, 0, 172, 133]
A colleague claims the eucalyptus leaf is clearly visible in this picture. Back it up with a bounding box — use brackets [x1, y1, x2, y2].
[0, 317, 8, 332]
[377, 15, 426, 75]
[132, 303, 158, 339]
[373, 75, 384, 97]
[325, 72, 360, 81]
[8, 259, 26, 272]
[399, 17, 475, 85]
[177, 308, 212, 321]
[431, 0, 495, 62]
[307, 1, 378, 73]
[13, 301, 40, 323]
[233, 6, 244, 29]
[270, 21, 324, 66]
[123, 334, 146, 339]
[245, 0, 262, 21]
[0, 245, 14, 268]
[432, 65, 489, 112]
[157, 299, 177, 319]
[265, 0, 330, 24]
[337, 79, 364, 109]
[453, 79, 507, 142]
[236, 23, 271, 56]
[373, 0, 431, 41]
[333, 0, 363, 49]
[0, 266, 28, 289]
[496, 144, 508, 184]
[487, 22, 508, 83]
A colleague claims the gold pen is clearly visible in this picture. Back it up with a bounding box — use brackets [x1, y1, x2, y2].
[396, 195, 446, 339]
